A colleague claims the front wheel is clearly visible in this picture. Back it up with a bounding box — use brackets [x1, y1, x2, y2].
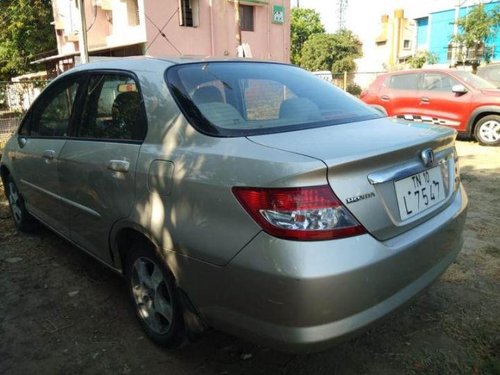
[474, 115, 500, 146]
[125, 241, 186, 347]
[5, 175, 37, 232]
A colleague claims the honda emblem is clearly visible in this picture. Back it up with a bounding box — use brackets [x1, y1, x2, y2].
[420, 148, 435, 168]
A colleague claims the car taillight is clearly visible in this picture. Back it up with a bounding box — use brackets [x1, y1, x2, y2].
[232, 185, 366, 241]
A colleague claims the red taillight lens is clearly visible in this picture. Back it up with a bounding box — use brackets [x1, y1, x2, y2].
[232, 185, 366, 241]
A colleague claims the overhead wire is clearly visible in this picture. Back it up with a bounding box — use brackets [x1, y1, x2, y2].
[145, 9, 181, 54]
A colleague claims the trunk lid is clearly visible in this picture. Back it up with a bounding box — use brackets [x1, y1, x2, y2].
[247, 118, 459, 240]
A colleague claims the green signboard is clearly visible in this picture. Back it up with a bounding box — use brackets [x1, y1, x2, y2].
[272, 5, 284, 24]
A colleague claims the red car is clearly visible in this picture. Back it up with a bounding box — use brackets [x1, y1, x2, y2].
[360, 69, 500, 146]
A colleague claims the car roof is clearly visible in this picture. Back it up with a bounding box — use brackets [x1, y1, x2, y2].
[60, 55, 286, 77]
[385, 68, 469, 76]
[478, 62, 500, 70]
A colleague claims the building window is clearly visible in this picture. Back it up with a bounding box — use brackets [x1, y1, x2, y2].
[403, 39, 411, 50]
[240, 5, 254, 32]
[179, 0, 199, 27]
[126, 0, 140, 26]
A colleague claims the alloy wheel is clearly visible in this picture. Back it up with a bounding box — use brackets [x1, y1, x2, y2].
[478, 120, 500, 143]
[131, 257, 174, 335]
[8, 181, 23, 224]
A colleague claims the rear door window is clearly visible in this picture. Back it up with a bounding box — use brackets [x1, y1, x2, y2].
[386, 73, 420, 90]
[77, 73, 146, 141]
[21, 79, 81, 137]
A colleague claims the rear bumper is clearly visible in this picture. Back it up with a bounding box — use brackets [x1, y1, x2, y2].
[183, 185, 467, 353]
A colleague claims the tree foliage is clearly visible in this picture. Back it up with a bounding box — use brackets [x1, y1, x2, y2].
[290, 8, 325, 65]
[406, 50, 438, 69]
[453, 3, 500, 65]
[298, 30, 362, 74]
[0, 0, 56, 81]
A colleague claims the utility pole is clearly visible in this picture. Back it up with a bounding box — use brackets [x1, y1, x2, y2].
[337, 0, 348, 30]
[77, 0, 89, 64]
[234, 0, 242, 46]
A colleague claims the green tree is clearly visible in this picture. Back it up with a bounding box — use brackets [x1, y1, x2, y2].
[406, 50, 438, 69]
[290, 8, 325, 65]
[453, 3, 500, 71]
[298, 30, 362, 74]
[0, 0, 56, 81]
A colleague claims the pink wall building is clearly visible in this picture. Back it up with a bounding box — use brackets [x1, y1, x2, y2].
[35, 0, 290, 77]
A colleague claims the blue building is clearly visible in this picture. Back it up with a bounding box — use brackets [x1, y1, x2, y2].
[415, 1, 500, 65]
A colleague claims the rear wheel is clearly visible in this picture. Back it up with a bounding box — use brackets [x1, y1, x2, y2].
[5, 175, 37, 232]
[474, 115, 500, 146]
[125, 240, 185, 347]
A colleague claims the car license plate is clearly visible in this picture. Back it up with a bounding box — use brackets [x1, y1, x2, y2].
[395, 166, 445, 221]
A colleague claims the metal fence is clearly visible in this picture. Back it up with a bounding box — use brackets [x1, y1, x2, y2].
[332, 71, 386, 93]
[312, 71, 386, 95]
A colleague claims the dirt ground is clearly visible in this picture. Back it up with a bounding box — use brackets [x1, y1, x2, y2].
[0, 140, 499, 375]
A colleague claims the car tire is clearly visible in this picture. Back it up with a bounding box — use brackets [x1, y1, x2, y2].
[125, 240, 186, 347]
[5, 175, 37, 232]
[474, 115, 500, 146]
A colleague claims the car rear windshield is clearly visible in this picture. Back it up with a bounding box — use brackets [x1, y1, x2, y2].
[165, 62, 380, 137]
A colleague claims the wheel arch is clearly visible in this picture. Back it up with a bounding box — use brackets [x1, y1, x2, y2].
[111, 221, 208, 336]
[467, 106, 500, 136]
[110, 222, 161, 275]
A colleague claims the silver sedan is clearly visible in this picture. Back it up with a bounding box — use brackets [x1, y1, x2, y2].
[0, 58, 467, 352]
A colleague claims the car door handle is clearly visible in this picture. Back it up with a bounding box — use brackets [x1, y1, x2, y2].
[107, 160, 130, 173]
[42, 150, 56, 160]
[420, 97, 430, 103]
[380, 95, 390, 101]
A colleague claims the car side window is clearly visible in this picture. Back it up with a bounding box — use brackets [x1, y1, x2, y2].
[386, 74, 420, 90]
[24, 80, 80, 137]
[421, 73, 458, 92]
[78, 73, 146, 141]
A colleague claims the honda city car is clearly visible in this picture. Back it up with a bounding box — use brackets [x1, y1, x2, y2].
[1, 58, 467, 352]
[360, 69, 500, 146]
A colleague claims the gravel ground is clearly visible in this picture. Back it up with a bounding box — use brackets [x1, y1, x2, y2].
[0, 140, 499, 375]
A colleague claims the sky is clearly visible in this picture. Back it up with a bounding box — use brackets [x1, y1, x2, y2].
[292, 0, 468, 37]
[291, 0, 485, 72]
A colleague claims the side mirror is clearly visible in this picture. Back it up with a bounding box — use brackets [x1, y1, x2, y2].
[17, 137, 27, 148]
[452, 84, 468, 94]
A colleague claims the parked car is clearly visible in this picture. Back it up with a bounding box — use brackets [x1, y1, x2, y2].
[0, 58, 467, 353]
[477, 62, 500, 88]
[360, 69, 500, 146]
